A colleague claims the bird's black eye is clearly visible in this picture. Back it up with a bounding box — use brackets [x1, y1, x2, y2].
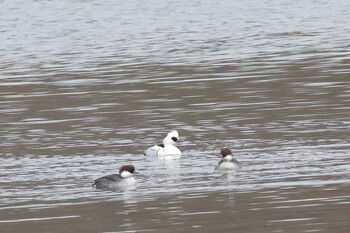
[171, 137, 178, 142]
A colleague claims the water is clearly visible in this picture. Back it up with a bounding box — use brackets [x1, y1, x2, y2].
[1, 0, 350, 232]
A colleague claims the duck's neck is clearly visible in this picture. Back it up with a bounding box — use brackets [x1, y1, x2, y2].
[223, 155, 233, 161]
[163, 144, 176, 148]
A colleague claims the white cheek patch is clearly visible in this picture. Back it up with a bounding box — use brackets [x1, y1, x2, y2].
[163, 136, 177, 146]
[120, 171, 132, 178]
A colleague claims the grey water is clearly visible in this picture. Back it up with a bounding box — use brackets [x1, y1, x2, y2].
[1, 0, 350, 232]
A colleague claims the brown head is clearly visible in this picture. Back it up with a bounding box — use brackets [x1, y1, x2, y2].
[220, 148, 233, 158]
[119, 165, 135, 174]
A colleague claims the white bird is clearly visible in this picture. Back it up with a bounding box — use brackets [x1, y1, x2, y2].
[144, 130, 182, 159]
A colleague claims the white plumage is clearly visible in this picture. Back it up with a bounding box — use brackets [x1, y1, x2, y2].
[144, 130, 182, 159]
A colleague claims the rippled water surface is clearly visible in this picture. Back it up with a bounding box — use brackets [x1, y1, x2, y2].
[1, 0, 350, 232]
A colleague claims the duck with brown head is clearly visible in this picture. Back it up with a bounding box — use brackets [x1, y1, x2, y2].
[216, 148, 240, 172]
[92, 165, 136, 190]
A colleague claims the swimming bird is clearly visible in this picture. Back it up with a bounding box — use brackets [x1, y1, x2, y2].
[92, 165, 136, 190]
[216, 148, 240, 172]
[144, 130, 181, 159]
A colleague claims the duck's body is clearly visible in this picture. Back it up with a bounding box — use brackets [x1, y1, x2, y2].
[143, 144, 164, 157]
[217, 158, 240, 170]
[216, 148, 240, 171]
[144, 130, 181, 159]
[92, 165, 136, 190]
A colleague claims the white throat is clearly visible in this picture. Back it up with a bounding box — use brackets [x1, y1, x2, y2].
[224, 155, 233, 161]
[120, 171, 132, 178]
